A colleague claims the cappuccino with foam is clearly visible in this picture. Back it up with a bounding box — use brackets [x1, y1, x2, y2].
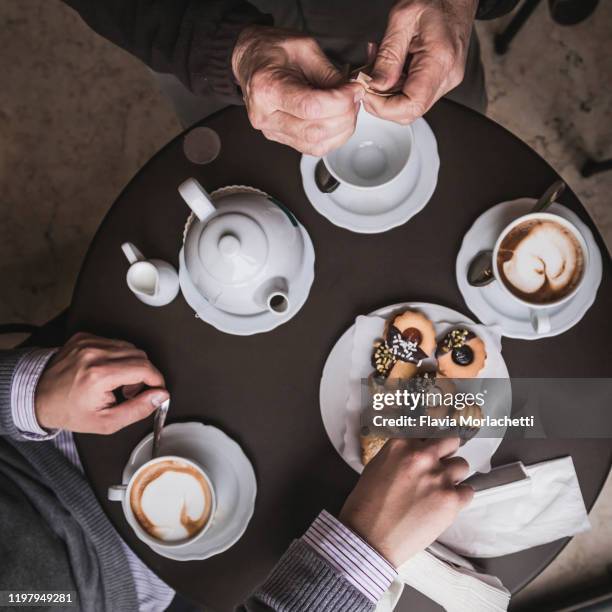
[496, 218, 584, 305]
[129, 458, 214, 543]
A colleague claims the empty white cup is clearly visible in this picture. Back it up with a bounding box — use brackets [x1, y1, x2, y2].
[323, 109, 418, 193]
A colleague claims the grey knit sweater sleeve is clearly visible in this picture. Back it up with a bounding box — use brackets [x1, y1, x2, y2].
[240, 541, 374, 611]
[0, 349, 139, 612]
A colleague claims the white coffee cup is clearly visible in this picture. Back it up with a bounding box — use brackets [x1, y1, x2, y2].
[321, 109, 418, 196]
[492, 212, 589, 334]
[121, 242, 180, 307]
[108, 455, 216, 551]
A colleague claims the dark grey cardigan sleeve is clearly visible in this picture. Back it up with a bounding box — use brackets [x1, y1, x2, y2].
[240, 541, 374, 611]
[62, 0, 272, 103]
[477, 0, 520, 19]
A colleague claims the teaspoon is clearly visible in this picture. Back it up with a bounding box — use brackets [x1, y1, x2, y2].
[152, 397, 170, 459]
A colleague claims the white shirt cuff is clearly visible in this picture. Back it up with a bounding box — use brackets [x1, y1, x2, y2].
[11, 348, 59, 439]
[301, 510, 397, 603]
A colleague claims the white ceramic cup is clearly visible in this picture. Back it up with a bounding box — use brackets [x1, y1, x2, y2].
[322, 109, 418, 196]
[108, 455, 216, 551]
[492, 212, 589, 334]
[121, 242, 180, 307]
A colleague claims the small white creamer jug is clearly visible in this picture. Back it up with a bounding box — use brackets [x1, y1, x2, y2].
[121, 242, 180, 307]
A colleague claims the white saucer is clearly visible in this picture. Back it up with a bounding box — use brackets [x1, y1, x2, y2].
[122, 422, 257, 561]
[178, 186, 315, 336]
[300, 118, 439, 234]
[320, 302, 511, 476]
[456, 199, 603, 340]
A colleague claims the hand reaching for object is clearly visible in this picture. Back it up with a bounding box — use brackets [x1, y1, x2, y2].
[340, 437, 473, 567]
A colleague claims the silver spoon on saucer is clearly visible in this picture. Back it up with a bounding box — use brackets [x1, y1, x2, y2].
[467, 180, 566, 287]
[152, 397, 170, 459]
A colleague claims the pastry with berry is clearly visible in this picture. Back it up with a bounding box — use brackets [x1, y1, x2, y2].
[371, 310, 436, 380]
[436, 327, 486, 378]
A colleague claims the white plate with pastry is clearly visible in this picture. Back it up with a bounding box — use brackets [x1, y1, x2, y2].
[320, 303, 511, 475]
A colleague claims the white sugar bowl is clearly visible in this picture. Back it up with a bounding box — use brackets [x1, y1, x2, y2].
[178, 178, 307, 316]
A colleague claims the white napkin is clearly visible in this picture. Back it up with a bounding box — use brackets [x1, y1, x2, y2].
[438, 455, 590, 557]
[376, 543, 510, 612]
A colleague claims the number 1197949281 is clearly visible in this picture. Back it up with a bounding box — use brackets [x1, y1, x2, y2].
[1, 592, 76, 607]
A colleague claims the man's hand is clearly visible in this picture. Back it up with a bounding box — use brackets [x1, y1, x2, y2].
[35, 333, 169, 435]
[365, 0, 477, 124]
[339, 437, 473, 567]
[232, 26, 363, 156]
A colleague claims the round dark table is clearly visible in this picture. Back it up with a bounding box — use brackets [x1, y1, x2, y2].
[67, 101, 612, 611]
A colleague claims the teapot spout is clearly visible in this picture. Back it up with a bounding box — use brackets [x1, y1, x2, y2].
[178, 178, 216, 221]
[256, 278, 290, 315]
[268, 290, 290, 315]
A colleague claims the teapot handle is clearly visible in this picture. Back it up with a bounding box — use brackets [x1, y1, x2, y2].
[178, 178, 216, 222]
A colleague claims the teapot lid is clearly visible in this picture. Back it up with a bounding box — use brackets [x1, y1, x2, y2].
[199, 213, 268, 285]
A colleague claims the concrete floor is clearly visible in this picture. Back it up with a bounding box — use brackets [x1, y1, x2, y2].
[1, 0, 611, 608]
[476, 6, 612, 607]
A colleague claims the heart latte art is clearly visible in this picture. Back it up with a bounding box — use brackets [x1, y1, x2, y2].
[497, 219, 584, 304]
[130, 459, 213, 542]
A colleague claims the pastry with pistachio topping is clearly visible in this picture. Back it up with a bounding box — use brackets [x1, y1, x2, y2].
[436, 327, 486, 378]
[370, 310, 436, 379]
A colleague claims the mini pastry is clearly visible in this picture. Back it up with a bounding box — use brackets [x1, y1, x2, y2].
[426, 403, 451, 420]
[381, 310, 436, 379]
[360, 430, 388, 465]
[436, 328, 486, 378]
[372, 341, 395, 377]
[429, 374, 457, 397]
[389, 310, 437, 355]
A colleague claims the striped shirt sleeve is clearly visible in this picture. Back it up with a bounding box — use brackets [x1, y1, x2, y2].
[11, 349, 59, 440]
[302, 510, 397, 604]
[9, 349, 176, 611]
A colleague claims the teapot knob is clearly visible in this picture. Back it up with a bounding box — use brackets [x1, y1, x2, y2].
[218, 233, 241, 257]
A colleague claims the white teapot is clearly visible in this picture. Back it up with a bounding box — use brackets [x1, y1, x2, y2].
[178, 178, 307, 316]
